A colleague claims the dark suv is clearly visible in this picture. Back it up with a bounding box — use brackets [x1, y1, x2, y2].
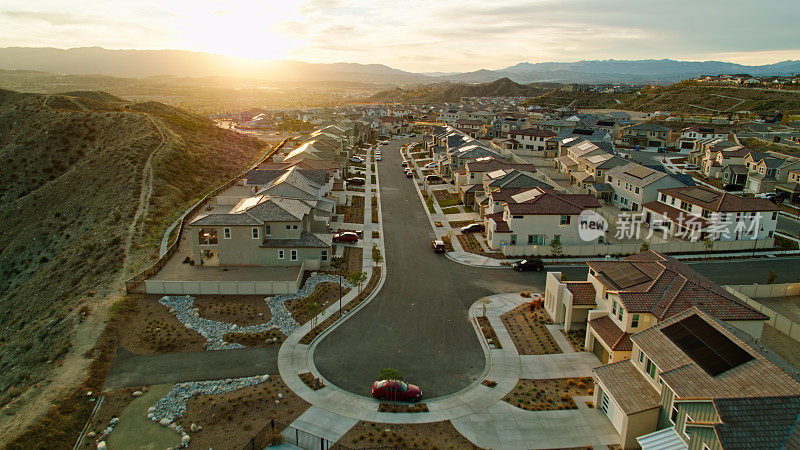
[512, 259, 544, 272]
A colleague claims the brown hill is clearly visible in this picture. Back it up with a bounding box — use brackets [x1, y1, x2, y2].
[367, 77, 553, 103]
[0, 89, 267, 444]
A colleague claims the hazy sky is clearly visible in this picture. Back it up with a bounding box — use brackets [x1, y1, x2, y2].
[1, 0, 799, 72]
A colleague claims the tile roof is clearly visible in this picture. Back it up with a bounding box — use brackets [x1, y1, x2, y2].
[712, 395, 800, 449]
[260, 232, 331, 248]
[508, 128, 557, 138]
[466, 157, 536, 173]
[593, 360, 661, 414]
[587, 251, 765, 321]
[566, 282, 596, 306]
[642, 201, 712, 229]
[656, 186, 778, 213]
[486, 213, 510, 232]
[590, 315, 632, 351]
[488, 187, 532, 202]
[631, 308, 800, 399]
[507, 188, 601, 215]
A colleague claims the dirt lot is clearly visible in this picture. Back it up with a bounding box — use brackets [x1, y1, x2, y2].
[343, 195, 365, 224]
[337, 420, 478, 449]
[194, 295, 271, 326]
[500, 303, 562, 355]
[224, 329, 286, 347]
[114, 294, 206, 354]
[285, 282, 350, 326]
[456, 234, 504, 259]
[503, 378, 594, 411]
[181, 375, 310, 450]
[561, 328, 586, 352]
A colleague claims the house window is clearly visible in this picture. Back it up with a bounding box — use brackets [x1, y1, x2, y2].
[671, 405, 679, 423]
[560, 215, 570, 225]
[632, 314, 639, 328]
[223, 228, 231, 239]
[198, 228, 218, 245]
[510, 235, 517, 245]
[617, 307, 623, 322]
[680, 200, 691, 211]
[684, 414, 693, 440]
[278, 250, 285, 259]
[512, 215, 523, 219]
[635, 187, 640, 194]
[553, 235, 561, 242]
[265, 225, 271, 235]
[638, 350, 644, 363]
[645, 358, 656, 379]
[290, 250, 298, 261]
[612, 301, 617, 315]
[528, 235, 536, 244]
[321, 250, 328, 261]
[286, 225, 291, 230]
[293, 225, 299, 229]
[252, 228, 260, 239]
[772, 212, 778, 220]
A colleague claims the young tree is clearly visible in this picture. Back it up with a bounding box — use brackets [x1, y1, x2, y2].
[550, 238, 564, 261]
[768, 270, 778, 285]
[346, 271, 368, 294]
[372, 243, 383, 264]
[703, 238, 714, 258]
[640, 242, 650, 253]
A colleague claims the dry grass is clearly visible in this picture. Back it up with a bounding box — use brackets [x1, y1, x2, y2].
[476, 316, 502, 349]
[503, 378, 594, 411]
[500, 303, 562, 355]
[338, 420, 480, 449]
[342, 195, 365, 224]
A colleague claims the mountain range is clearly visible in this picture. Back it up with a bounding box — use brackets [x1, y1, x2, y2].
[1, 47, 799, 85]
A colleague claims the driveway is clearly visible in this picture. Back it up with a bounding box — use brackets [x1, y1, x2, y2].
[105, 346, 280, 390]
[312, 139, 800, 400]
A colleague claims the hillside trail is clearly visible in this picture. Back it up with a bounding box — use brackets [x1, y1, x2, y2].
[0, 111, 167, 446]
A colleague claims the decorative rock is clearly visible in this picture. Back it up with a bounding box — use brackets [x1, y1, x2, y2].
[277, 393, 283, 399]
[148, 406, 155, 413]
[142, 386, 149, 392]
[231, 324, 238, 331]
[159, 418, 171, 426]
[97, 442, 107, 450]
[181, 435, 190, 445]
[147, 413, 154, 420]
[190, 423, 198, 432]
[86, 431, 96, 439]
[109, 417, 119, 426]
[169, 423, 178, 431]
[132, 391, 143, 397]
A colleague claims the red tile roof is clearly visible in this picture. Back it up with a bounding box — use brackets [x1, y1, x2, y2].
[508, 128, 557, 138]
[507, 190, 600, 215]
[465, 158, 537, 173]
[486, 213, 510, 232]
[488, 187, 532, 202]
[590, 315, 632, 351]
[566, 282, 596, 306]
[587, 251, 766, 322]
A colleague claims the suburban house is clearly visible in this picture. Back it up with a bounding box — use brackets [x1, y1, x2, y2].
[438, 109, 467, 124]
[677, 126, 729, 151]
[485, 187, 602, 250]
[777, 168, 800, 203]
[456, 157, 538, 206]
[592, 307, 800, 449]
[687, 138, 740, 169]
[188, 195, 333, 267]
[454, 119, 488, 138]
[544, 251, 768, 367]
[442, 143, 500, 177]
[466, 110, 497, 124]
[604, 163, 687, 212]
[502, 128, 557, 154]
[554, 139, 626, 189]
[379, 116, 410, 135]
[620, 123, 672, 149]
[642, 185, 779, 241]
[743, 151, 800, 194]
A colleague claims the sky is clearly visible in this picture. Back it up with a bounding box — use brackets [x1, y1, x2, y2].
[1, 0, 799, 72]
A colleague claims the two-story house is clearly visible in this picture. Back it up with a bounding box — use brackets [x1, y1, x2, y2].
[593, 307, 799, 449]
[502, 128, 557, 155]
[620, 123, 672, 149]
[642, 186, 779, 241]
[544, 251, 767, 365]
[744, 151, 800, 194]
[485, 187, 602, 250]
[188, 195, 333, 267]
[605, 163, 688, 212]
[676, 126, 729, 151]
[454, 119, 487, 138]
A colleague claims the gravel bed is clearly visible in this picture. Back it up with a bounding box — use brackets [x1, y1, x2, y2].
[160, 273, 352, 350]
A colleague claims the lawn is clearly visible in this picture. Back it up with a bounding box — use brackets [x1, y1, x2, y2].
[440, 206, 460, 214]
[433, 189, 461, 207]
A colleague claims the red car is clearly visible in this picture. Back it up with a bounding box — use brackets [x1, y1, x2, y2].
[333, 232, 359, 243]
[371, 380, 422, 402]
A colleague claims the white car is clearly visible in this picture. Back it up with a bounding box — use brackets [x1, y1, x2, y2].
[375, 154, 382, 161]
[424, 162, 437, 169]
[350, 156, 364, 163]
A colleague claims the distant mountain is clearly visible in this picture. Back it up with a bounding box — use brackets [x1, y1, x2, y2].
[366, 77, 553, 103]
[2, 47, 800, 86]
[438, 59, 800, 84]
[0, 47, 430, 85]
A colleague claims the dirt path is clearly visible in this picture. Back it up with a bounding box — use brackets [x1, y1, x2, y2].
[0, 113, 168, 446]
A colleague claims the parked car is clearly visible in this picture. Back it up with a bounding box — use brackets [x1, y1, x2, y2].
[371, 380, 422, 402]
[432, 240, 446, 254]
[424, 162, 437, 169]
[375, 154, 382, 161]
[346, 177, 366, 186]
[685, 164, 699, 170]
[512, 259, 544, 272]
[723, 183, 743, 191]
[401, 161, 408, 167]
[382, 142, 389, 146]
[460, 223, 485, 234]
[425, 175, 442, 182]
[406, 170, 414, 178]
[350, 156, 364, 163]
[756, 192, 778, 199]
[333, 232, 359, 243]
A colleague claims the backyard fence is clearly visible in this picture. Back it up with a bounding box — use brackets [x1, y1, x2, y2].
[125, 138, 290, 293]
[500, 237, 775, 257]
[725, 284, 800, 342]
[242, 419, 339, 450]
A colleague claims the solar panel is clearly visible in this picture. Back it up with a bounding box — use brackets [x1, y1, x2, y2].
[661, 314, 753, 376]
[601, 263, 653, 289]
[624, 165, 655, 179]
[682, 188, 719, 204]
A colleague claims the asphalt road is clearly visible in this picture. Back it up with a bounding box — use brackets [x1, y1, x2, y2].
[313, 138, 800, 400]
[778, 214, 800, 237]
[313, 140, 586, 398]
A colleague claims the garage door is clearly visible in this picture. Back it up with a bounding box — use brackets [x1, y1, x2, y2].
[592, 340, 609, 363]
